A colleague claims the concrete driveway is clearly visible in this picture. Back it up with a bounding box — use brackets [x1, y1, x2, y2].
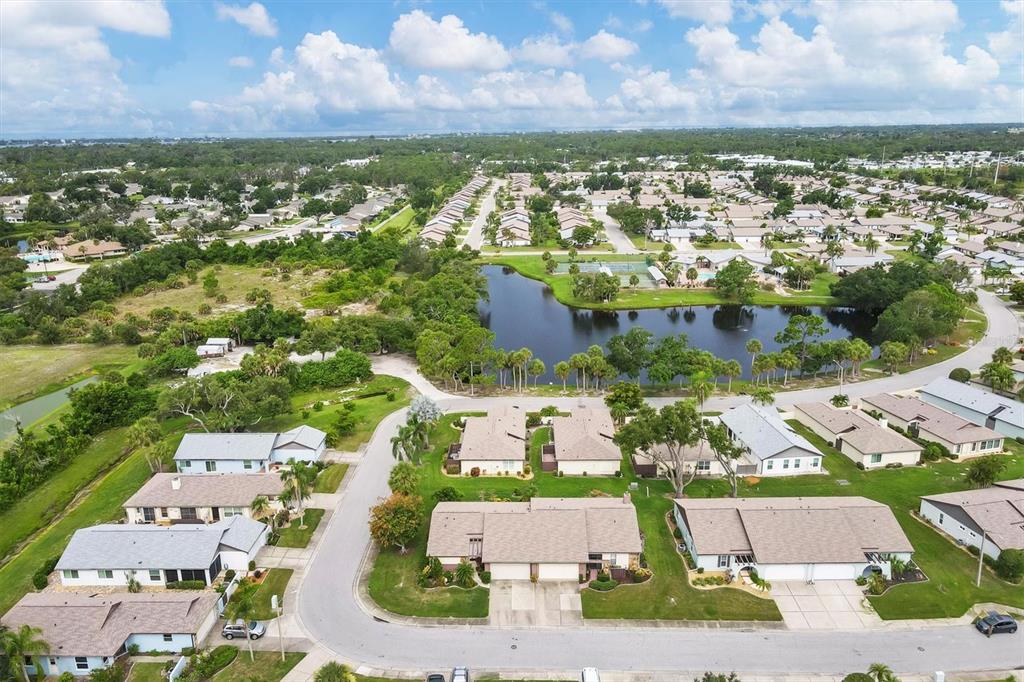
[772, 581, 882, 630]
[488, 581, 582, 627]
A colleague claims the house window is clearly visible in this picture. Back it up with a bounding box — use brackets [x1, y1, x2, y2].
[181, 507, 197, 520]
[24, 657, 33, 666]
[222, 507, 243, 518]
[243, 460, 253, 470]
[160, 508, 168, 517]
[870, 453, 882, 464]
[696, 460, 711, 472]
[793, 458, 801, 468]
[98, 569, 114, 580]
[938, 513, 945, 524]
[717, 555, 730, 568]
[179, 569, 206, 583]
[149, 570, 161, 581]
[502, 460, 515, 470]
[180, 460, 191, 468]
[765, 460, 774, 471]
[782, 459, 790, 469]
[205, 461, 217, 472]
[162, 634, 173, 642]
[62, 570, 78, 580]
[75, 658, 88, 671]
[142, 507, 156, 522]
[812, 458, 820, 468]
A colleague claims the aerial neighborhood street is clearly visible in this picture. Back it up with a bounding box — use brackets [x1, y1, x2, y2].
[2, 2, 1024, 682]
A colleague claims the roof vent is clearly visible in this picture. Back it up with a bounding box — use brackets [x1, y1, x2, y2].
[171, 477, 182, 490]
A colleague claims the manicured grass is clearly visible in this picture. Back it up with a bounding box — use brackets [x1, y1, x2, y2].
[0, 440, 156, 612]
[212, 652, 305, 682]
[251, 568, 293, 620]
[766, 422, 1024, 619]
[627, 233, 671, 251]
[0, 344, 138, 408]
[261, 375, 412, 452]
[862, 306, 986, 375]
[105, 264, 328, 319]
[480, 255, 838, 308]
[375, 205, 416, 239]
[784, 272, 839, 298]
[314, 463, 349, 493]
[274, 508, 324, 548]
[127, 662, 167, 682]
[369, 413, 779, 621]
[694, 241, 742, 250]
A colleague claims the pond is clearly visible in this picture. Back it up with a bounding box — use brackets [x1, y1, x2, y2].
[477, 265, 876, 383]
[0, 377, 97, 441]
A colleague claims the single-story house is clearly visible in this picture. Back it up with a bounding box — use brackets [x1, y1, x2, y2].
[860, 393, 1003, 460]
[547, 408, 621, 475]
[918, 377, 1024, 439]
[197, 337, 233, 358]
[1, 592, 219, 677]
[719, 403, 824, 476]
[794, 403, 921, 469]
[61, 240, 126, 261]
[174, 425, 327, 473]
[919, 478, 1024, 560]
[446, 407, 527, 475]
[647, 265, 668, 287]
[123, 473, 285, 525]
[426, 496, 642, 581]
[56, 515, 268, 587]
[673, 496, 914, 581]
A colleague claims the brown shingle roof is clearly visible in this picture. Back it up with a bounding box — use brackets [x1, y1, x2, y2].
[922, 479, 1024, 551]
[796, 403, 920, 455]
[123, 473, 284, 509]
[459, 407, 527, 461]
[551, 408, 620, 462]
[860, 394, 1003, 445]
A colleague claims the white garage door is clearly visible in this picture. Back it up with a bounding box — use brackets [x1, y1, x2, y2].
[490, 563, 530, 580]
[537, 563, 579, 581]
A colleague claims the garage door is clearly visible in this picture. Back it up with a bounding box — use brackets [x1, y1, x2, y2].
[537, 563, 580, 581]
[490, 563, 530, 580]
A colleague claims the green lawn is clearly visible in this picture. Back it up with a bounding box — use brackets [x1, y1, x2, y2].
[862, 306, 986, 375]
[314, 463, 349, 493]
[480, 255, 838, 308]
[762, 422, 1024, 619]
[251, 568, 293, 620]
[274, 508, 324, 548]
[628, 233, 673, 251]
[212, 652, 305, 682]
[368, 413, 779, 621]
[375, 205, 416, 239]
[127, 662, 167, 682]
[694, 241, 742, 250]
[0, 344, 139, 409]
[261, 375, 412, 452]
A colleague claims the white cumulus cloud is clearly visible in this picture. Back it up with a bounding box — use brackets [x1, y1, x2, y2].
[215, 2, 277, 37]
[228, 55, 254, 68]
[514, 34, 576, 67]
[388, 10, 510, 71]
[578, 30, 638, 61]
[658, 0, 734, 24]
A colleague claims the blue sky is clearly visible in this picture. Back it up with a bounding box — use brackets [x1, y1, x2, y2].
[1, 0, 1021, 138]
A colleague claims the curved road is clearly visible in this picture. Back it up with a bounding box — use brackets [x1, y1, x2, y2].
[296, 291, 1024, 676]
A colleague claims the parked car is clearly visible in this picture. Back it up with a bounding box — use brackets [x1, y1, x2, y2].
[581, 668, 601, 682]
[221, 620, 267, 640]
[426, 675, 446, 682]
[451, 667, 470, 682]
[975, 612, 1018, 636]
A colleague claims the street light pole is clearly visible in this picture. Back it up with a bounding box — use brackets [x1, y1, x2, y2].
[271, 594, 284, 662]
[975, 530, 987, 587]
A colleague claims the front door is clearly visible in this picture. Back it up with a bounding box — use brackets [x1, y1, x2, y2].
[212, 507, 220, 521]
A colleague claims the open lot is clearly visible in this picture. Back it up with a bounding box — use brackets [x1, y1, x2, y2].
[0, 344, 138, 408]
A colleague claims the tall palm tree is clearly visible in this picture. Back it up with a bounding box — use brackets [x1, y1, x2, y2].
[2, 625, 49, 682]
[745, 339, 762, 376]
[250, 495, 271, 529]
[391, 423, 417, 463]
[723, 359, 742, 392]
[224, 582, 259, 662]
[864, 233, 879, 255]
[279, 460, 314, 528]
[689, 371, 713, 409]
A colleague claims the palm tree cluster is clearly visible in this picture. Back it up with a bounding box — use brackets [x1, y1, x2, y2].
[280, 459, 316, 528]
[1, 625, 49, 682]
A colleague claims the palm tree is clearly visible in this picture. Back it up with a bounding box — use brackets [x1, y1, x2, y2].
[864, 232, 879, 255]
[390, 423, 417, 463]
[686, 267, 698, 289]
[224, 582, 259, 661]
[723, 359, 742, 392]
[250, 495, 272, 529]
[2, 625, 49, 682]
[750, 386, 775, 406]
[867, 663, 898, 682]
[554, 361, 570, 393]
[745, 339, 762, 376]
[125, 416, 161, 454]
[778, 351, 799, 386]
[280, 460, 314, 528]
[689, 371, 714, 409]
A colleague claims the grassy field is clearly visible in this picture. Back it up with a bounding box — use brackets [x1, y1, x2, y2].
[694, 241, 742, 250]
[108, 264, 329, 319]
[862, 306, 987, 375]
[251, 568, 293, 620]
[314, 463, 349, 493]
[481, 242, 616, 254]
[757, 422, 1024, 619]
[274, 508, 324, 548]
[627, 233, 672, 251]
[368, 413, 779, 621]
[0, 344, 139, 408]
[127, 662, 166, 682]
[212, 652, 305, 682]
[479, 255, 839, 308]
[375, 205, 417, 239]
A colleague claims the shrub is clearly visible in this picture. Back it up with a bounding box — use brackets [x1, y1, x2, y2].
[433, 486, 462, 503]
[856, 462, 866, 470]
[166, 580, 206, 590]
[296, 350, 373, 389]
[127, 644, 140, 656]
[313, 401, 324, 411]
[479, 570, 491, 584]
[854, 575, 867, 586]
[386, 389, 397, 402]
[696, 567, 704, 574]
[224, 569, 236, 582]
[314, 662, 356, 682]
[589, 577, 619, 591]
[673, 526, 682, 539]
[178, 646, 237, 682]
[470, 467, 480, 477]
[948, 367, 972, 383]
[59, 672, 75, 682]
[631, 567, 652, 583]
[526, 414, 541, 428]
[867, 572, 886, 595]
[248, 560, 257, 571]
[614, 470, 622, 477]
[32, 556, 59, 590]
[994, 548, 1024, 583]
[539, 405, 559, 417]
[843, 674, 874, 682]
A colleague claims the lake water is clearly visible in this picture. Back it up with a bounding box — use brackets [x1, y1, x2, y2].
[0, 377, 97, 440]
[478, 265, 876, 383]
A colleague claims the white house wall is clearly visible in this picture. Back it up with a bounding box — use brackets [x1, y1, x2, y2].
[459, 459, 524, 475]
[919, 500, 1002, 560]
[557, 460, 620, 476]
[537, 563, 580, 581]
[176, 459, 268, 474]
[489, 563, 530, 580]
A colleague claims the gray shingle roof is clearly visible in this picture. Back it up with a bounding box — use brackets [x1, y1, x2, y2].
[675, 497, 913, 563]
[123, 473, 284, 509]
[1, 592, 218, 657]
[719, 403, 820, 462]
[919, 378, 1024, 428]
[274, 425, 326, 450]
[922, 479, 1024, 551]
[56, 516, 266, 571]
[173, 433, 277, 462]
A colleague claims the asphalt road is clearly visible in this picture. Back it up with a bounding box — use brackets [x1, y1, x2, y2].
[592, 207, 639, 254]
[296, 290, 1024, 675]
[463, 180, 503, 250]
